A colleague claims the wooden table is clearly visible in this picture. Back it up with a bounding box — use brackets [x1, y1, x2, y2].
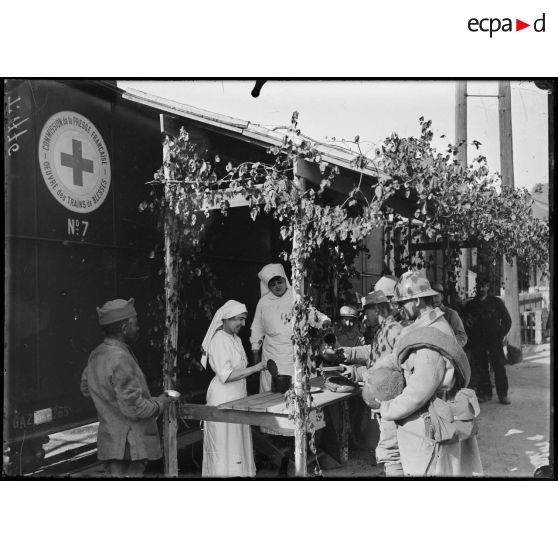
[179, 376, 361, 468]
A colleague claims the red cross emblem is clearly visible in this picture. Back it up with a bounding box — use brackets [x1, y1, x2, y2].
[60, 139, 94, 187]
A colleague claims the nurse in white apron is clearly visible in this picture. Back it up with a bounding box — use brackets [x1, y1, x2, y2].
[201, 300, 266, 477]
[250, 264, 331, 435]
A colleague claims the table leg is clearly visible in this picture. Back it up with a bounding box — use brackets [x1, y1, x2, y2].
[339, 400, 350, 463]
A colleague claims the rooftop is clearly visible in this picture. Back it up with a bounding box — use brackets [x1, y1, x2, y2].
[122, 87, 388, 181]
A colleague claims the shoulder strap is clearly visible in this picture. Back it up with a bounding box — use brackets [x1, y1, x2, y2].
[395, 326, 471, 388]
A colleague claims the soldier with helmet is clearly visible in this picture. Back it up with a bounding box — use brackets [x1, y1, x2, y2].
[328, 291, 403, 381]
[374, 275, 398, 314]
[374, 275, 398, 296]
[362, 275, 400, 342]
[363, 271, 483, 476]
[323, 289, 404, 475]
[333, 305, 365, 348]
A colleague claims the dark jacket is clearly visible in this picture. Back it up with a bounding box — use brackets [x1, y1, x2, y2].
[463, 295, 512, 345]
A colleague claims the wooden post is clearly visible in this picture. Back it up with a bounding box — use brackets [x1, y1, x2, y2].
[407, 216, 412, 269]
[498, 81, 522, 348]
[332, 274, 339, 317]
[442, 231, 449, 294]
[292, 220, 307, 478]
[455, 81, 469, 298]
[292, 159, 308, 478]
[339, 401, 350, 463]
[162, 139, 179, 477]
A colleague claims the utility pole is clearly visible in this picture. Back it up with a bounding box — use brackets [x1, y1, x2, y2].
[455, 81, 467, 164]
[498, 81, 522, 348]
[455, 81, 470, 301]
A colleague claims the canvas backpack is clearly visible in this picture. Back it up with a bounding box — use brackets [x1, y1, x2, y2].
[424, 388, 480, 444]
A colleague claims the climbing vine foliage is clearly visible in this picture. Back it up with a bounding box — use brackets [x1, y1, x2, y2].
[143, 112, 548, 470]
[375, 117, 549, 291]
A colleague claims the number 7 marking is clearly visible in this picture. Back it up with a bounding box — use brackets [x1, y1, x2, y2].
[81, 221, 89, 236]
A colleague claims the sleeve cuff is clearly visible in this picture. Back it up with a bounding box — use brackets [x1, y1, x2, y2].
[354, 366, 367, 382]
[152, 399, 161, 417]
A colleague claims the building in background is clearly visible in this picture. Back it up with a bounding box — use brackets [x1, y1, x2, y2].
[518, 182, 550, 343]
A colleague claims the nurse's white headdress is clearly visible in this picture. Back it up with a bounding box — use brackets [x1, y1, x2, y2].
[200, 299, 247, 369]
[258, 263, 291, 297]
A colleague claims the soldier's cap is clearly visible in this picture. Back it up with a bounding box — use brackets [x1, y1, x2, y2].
[432, 283, 444, 294]
[97, 298, 137, 325]
[362, 290, 390, 309]
[339, 305, 359, 318]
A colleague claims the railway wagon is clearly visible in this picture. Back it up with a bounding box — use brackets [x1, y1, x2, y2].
[4, 79, 167, 473]
[4, 79, 299, 474]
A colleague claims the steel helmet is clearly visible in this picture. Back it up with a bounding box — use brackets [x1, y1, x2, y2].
[339, 305, 359, 318]
[362, 291, 389, 309]
[374, 276, 397, 298]
[392, 271, 439, 302]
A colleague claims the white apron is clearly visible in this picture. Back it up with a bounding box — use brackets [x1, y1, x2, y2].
[251, 288, 328, 390]
[259, 292, 296, 391]
[202, 330, 256, 478]
[250, 289, 296, 436]
[250, 287, 329, 436]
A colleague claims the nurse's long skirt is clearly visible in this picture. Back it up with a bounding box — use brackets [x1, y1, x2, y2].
[202, 375, 256, 478]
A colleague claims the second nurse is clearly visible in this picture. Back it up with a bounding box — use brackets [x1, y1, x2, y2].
[250, 263, 331, 393]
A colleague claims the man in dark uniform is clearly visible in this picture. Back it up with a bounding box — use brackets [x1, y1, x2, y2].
[464, 277, 512, 405]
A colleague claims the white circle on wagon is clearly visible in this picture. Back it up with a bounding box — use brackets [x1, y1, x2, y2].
[38, 111, 111, 214]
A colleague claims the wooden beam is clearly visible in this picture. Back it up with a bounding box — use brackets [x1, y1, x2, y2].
[296, 158, 376, 198]
[411, 239, 480, 251]
[199, 185, 263, 211]
[179, 403, 324, 431]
